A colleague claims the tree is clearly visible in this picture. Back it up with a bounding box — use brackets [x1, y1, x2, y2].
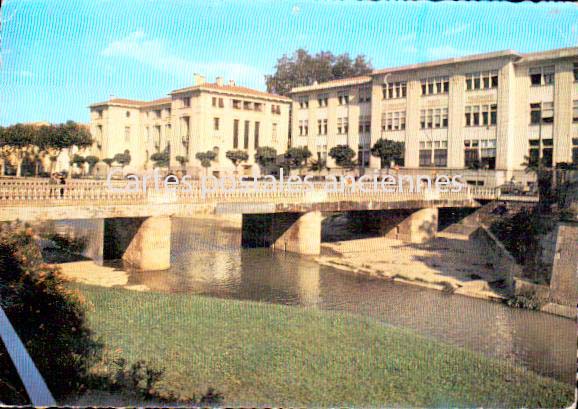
[329, 145, 356, 170]
[150, 150, 170, 168]
[308, 158, 327, 175]
[254, 146, 277, 174]
[0, 124, 36, 177]
[102, 158, 114, 167]
[84, 155, 100, 174]
[225, 150, 249, 174]
[265, 49, 372, 96]
[522, 155, 554, 211]
[175, 155, 189, 169]
[113, 149, 131, 171]
[371, 139, 404, 169]
[195, 151, 217, 175]
[70, 154, 86, 176]
[284, 146, 312, 175]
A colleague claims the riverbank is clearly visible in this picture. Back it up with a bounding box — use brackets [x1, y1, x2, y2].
[318, 233, 508, 301]
[66, 282, 573, 407]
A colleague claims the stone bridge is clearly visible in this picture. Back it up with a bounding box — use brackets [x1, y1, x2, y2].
[0, 179, 537, 270]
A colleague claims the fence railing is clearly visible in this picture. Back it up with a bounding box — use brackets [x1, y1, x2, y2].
[0, 180, 506, 207]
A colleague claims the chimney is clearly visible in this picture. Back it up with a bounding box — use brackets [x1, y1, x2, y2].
[194, 73, 205, 85]
[228, 79, 236, 87]
[216, 76, 224, 86]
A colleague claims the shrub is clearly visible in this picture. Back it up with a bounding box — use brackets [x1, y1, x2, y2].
[0, 222, 103, 400]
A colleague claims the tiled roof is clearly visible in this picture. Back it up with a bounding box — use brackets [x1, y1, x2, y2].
[170, 82, 291, 102]
[290, 76, 372, 94]
[89, 98, 146, 108]
[141, 97, 172, 107]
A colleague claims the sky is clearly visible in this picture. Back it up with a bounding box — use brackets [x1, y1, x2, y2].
[1, 0, 577, 125]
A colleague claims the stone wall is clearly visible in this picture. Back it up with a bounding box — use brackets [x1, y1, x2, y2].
[549, 222, 578, 306]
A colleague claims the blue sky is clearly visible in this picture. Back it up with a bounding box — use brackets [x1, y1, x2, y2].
[1, 0, 577, 125]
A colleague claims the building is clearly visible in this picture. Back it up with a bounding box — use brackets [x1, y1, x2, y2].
[89, 75, 291, 176]
[289, 47, 578, 187]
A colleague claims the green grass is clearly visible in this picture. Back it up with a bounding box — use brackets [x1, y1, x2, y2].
[72, 283, 573, 407]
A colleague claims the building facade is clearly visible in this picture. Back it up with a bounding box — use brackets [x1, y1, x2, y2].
[289, 47, 578, 187]
[89, 75, 291, 176]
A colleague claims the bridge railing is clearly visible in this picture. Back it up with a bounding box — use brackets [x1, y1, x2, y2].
[0, 180, 511, 206]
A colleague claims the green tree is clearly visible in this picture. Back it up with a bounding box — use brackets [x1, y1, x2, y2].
[195, 151, 217, 175]
[284, 146, 312, 175]
[102, 158, 114, 167]
[329, 145, 356, 170]
[84, 155, 100, 174]
[308, 157, 327, 175]
[225, 150, 249, 174]
[254, 146, 278, 174]
[175, 155, 189, 169]
[70, 154, 87, 176]
[371, 138, 405, 169]
[0, 123, 36, 176]
[265, 49, 372, 96]
[113, 149, 131, 171]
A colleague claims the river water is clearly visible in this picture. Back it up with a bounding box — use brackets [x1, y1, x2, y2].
[59, 217, 576, 384]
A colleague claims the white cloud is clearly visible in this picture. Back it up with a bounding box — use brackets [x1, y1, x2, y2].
[101, 31, 265, 87]
[444, 23, 469, 36]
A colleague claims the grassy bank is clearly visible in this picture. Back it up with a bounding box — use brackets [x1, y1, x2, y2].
[71, 283, 573, 407]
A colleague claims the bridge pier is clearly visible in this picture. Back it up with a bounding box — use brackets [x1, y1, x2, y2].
[104, 216, 171, 270]
[242, 211, 322, 256]
[378, 208, 438, 243]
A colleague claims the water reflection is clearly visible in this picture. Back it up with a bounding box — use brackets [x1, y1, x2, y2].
[60, 217, 576, 384]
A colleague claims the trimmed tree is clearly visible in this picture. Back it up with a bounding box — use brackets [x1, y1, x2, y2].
[150, 148, 170, 168]
[308, 158, 327, 175]
[284, 146, 312, 176]
[175, 155, 189, 169]
[84, 155, 100, 174]
[371, 138, 404, 169]
[195, 151, 217, 175]
[328, 145, 356, 170]
[225, 150, 249, 174]
[113, 149, 131, 171]
[254, 146, 277, 175]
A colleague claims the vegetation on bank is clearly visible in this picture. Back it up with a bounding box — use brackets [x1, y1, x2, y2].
[71, 283, 573, 407]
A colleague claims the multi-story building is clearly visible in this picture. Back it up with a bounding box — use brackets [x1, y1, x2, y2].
[89, 75, 291, 176]
[289, 47, 578, 187]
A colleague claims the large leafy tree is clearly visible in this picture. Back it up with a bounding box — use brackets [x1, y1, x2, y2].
[0, 124, 36, 177]
[265, 49, 372, 96]
[371, 139, 404, 169]
[328, 145, 356, 169]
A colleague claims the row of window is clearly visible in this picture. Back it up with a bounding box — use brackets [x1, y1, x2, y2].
[420, 108, 449, 129]
[232, 119, 278, 149]
[465, 71, 499, 91]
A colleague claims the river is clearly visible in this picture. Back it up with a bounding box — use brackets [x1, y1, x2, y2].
[55, 217, 576, 384]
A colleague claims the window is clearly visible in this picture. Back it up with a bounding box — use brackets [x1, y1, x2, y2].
[465, 71, 499, 90]
[213, 117, 220, 131]
[434, 149, 447, 167]
[124, 126, 130, 143]
[243, 101, 252, 110]
[464, 140, 496, 169]
[359, 115, 371, 133]
[254, 103, 263, 112]
[183, 97, 191, 107]
[243, 120, 250, 149]
[212, 97, 217, 107]
[419, 108, 447, 129]
[480, 139, 496, 169]
[465, 104, 497, 127]
[530, 66, 555, 86]
[96, 110, 103, 119]
[382, 111, 406, 131]
[574, 63, 578, 82]
[359, 87, 371, 103]
[337, 117, 349, 134]
[232, 99, 241, 109]
[154, 110, 161, 119]
[573, 100, 578, 123]
[298, 96, 309, 109]
[420, 76, 449, 95]
[254, 122, 260, 149]
[358, 149, 370, 167]
[419, 149, 432, 167]
[338, 91, 349, 105]
[299, 120, 309, 136]
[464, 140, 479, 168]
[382, 81, 407, 99]
[530, 102, 554, 125]
[318, 94, 328, 107]
[218, 98, 224, 108]
[572, 138, 578, 165]
[272, 123, 278, 144]
[317, 119, 328, 135]
[528, 138, 553, 167]
[233, 119, 239, 148]
[125, 111, 130, 118]
[271, 104, 281, 114]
